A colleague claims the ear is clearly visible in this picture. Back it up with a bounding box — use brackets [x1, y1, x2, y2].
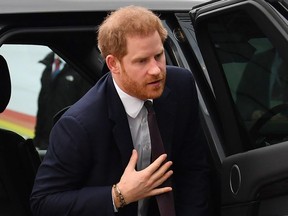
[106, 55, 120, 74]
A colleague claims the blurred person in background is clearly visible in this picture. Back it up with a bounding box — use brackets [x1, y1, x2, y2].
[33, 52, 91, 150]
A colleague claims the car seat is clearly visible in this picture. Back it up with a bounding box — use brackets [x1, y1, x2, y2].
[0, 55, 41, 216]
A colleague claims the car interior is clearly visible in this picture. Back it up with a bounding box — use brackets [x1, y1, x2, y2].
[0, 13, 106, 216]
[0, 54, 41, 216]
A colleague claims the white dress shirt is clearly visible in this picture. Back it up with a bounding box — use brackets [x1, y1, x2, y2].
[113, 79, 151, 216]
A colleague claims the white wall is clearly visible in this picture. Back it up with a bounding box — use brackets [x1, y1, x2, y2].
[0, 45, 51, 116]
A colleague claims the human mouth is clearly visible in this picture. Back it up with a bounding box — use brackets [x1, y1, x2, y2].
[148, 79, 163, 88]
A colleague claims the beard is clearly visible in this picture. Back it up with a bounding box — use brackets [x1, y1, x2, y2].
[119, 64, 166, 100]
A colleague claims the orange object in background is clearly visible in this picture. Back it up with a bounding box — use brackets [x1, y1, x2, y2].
[0, 109, 35, 138]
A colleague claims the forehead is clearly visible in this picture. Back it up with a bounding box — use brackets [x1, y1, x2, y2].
[125, 31, 163, 56]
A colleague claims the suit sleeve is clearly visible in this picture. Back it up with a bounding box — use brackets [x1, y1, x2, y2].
[30, 116, 115, 216]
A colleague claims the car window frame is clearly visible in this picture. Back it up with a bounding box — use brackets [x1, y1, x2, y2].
[190, 0, 288, 156]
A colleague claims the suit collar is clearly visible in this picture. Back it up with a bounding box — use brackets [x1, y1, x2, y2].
[106, 74, 134, 168]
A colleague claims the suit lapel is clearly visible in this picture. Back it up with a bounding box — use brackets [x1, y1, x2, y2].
[106, 75, 134, 169]
[154, 86, 177, 160]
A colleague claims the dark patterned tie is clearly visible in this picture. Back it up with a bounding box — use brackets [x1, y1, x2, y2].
[144, 100, 176, 216]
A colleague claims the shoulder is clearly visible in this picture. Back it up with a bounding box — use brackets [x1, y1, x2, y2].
[63, 73, 112, 120]
[166, 65, 191, 75]
[166, 65, 195, 90]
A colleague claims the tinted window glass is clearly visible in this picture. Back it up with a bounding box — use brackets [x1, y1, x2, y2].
[206, 11, 288, 148]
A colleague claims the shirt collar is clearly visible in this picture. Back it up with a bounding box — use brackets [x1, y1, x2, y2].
[113, 79, 146, 118]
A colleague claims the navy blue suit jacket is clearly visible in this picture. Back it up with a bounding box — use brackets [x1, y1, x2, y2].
[31, 66, 210, 216]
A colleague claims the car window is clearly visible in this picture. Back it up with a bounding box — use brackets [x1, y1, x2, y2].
[0, 44, 92, 150]
[204, 10, 288, 148]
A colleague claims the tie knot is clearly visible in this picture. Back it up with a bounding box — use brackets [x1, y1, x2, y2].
[144, 100, 154, 114]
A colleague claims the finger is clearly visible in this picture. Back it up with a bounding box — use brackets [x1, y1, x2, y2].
[125, 149, 138, 171]
[147, 186, 173, 197]
[150, 161, 173, 182]
[145, 154, 167, 174]
[152, 170, 173, 188]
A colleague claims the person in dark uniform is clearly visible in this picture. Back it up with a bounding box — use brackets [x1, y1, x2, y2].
[33, 52, 92, 150]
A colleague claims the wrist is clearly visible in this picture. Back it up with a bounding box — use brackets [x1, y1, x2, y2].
[113, 184, 127, 208]
[112, 185, 120, 209]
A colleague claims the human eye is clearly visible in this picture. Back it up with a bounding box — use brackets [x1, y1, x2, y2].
[155, 51, 164, 61]
[138, 58, 147, 64]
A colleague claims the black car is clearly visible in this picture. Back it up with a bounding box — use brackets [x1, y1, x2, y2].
[0, 0, 288, 215]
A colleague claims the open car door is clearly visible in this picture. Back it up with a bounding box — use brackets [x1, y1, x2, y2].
[190, 0, 288, 215]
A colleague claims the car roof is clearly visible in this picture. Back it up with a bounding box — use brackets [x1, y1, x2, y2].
[0, 0, 208, 14]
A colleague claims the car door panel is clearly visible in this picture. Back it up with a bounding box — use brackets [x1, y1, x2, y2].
[222, 142, 288, 215]
[190, 0, 288, 215]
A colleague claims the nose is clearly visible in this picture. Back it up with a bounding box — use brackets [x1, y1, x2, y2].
[148, 59, 161, 75]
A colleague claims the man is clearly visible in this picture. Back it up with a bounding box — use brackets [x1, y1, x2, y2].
[31, 6, 210, 216]
[34, 52, 91, 150]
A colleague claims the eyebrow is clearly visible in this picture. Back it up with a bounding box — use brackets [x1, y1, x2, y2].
[131, 49, 164, 63]
[156, 49, 164, 57]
